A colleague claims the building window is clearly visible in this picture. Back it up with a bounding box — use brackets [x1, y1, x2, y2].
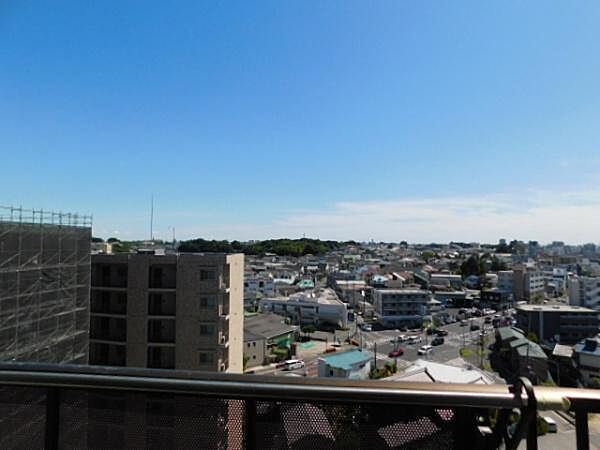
[199, 352, 214, 364]
[200, 296, 216, 308]
[200, 270, 216, 281]
[199, 324, 215, 335]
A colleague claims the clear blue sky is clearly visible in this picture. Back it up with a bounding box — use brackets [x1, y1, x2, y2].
[2, 1, 600, 243]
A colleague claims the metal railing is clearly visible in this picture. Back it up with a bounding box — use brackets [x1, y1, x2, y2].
[0, 362, 599, 449]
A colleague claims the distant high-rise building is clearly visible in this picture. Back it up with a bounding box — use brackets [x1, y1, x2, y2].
[89, 251, 244, 373]
[0, 207, 91, 364]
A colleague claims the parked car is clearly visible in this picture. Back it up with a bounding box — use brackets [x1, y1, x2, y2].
[361, 324, 372, 332]
[431, 337, 444, 346]
[282, 359, 305, 371]
[426, 327, 435, 335]
[460, 320, 468, 327]
[417, 345, 434, 355]
[435, 329, 448, 336]
[388, 348, 405, 358]
[484, 316, 492, 324]
[407, 335, 422, 344]
[470, 324, 480, 331]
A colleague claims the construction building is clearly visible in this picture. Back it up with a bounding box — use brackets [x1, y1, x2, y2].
[0, 206, 92, 364]
[90, 251, 244, 373]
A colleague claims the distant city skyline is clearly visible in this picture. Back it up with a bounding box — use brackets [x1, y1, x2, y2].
[2, 2, 600, 243]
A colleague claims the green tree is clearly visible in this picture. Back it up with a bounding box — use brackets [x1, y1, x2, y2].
[92, 237, 104, 243]
[107, 237, 120, 243]
[527, 332, 539, 343]
[301, 324, 317, 339]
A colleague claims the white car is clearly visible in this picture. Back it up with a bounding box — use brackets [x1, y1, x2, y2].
[361, 324, 372, 332]
[406, 336, 422, 345]
[282, 359, 305, 371]
[542, 416, 557, 433]
[417, 345, 433, 355]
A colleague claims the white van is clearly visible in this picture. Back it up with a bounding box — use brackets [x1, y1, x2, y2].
[417, 345, 433, 355]
[282, 359, 305, 371]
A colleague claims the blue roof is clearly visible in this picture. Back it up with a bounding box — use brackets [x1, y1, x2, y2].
[320, 349, 372, 370]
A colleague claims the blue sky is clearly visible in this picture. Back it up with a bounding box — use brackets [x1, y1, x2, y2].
[2, 1, 600, 243]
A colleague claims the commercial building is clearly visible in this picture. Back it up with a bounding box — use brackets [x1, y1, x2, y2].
[90, 251, 244, 373]
[513, 265, 545, 302]
[480, 289, 513, 311]
[569, 275, 600, 310]
[317, 349, 372, 379]
[430, 273, 463, 290]
[259, 288, 348, 329]
[0, 207, 91, 364]
[373, 289, 434, 328]
[514, 304, 599, 344]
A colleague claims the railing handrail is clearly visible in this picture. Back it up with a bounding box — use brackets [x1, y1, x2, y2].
[0, 362, 597, 412]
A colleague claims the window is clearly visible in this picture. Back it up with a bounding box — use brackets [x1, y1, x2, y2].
[200, 269, 216, 281]
[199, 296, 216, 308]
[199, 352, 214, 364]
[199, 324, 215, 335]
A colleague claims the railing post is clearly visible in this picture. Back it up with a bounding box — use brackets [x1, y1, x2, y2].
[452, 408, 474, 450]
[245, 399, 257, 450]
[575, 410, 589, 450]
[44, 387, 60, 450]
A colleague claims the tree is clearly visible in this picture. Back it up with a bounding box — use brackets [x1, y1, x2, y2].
[460, 256, 481, 278]
[91, 237, 104, 243]
[527, 332, 539, 344]
[107, 237, 120, 243]
[301, 324, 317, 339]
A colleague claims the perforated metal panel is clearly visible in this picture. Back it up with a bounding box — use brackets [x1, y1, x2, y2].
[0, 386, 46, 450]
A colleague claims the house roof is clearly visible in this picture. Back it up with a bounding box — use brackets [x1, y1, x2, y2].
[509, 338, 547, 359]
[244, 312, 297, 342]
[497, 326, 525, 342]
[319, 349, 371, 370]
[385, 360, 495, 384]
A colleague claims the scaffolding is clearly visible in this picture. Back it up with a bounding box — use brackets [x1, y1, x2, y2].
[0, 206, 92, 364]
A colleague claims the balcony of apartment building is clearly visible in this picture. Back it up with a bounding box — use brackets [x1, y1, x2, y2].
[90, 316, 127, 342]
[147, 319, 175, 344]
[148, 292, 176, 317]
[1, 363, 600, 450]
[91, 290, 127, 316]
[148, 265, 176, 290]
[92, 264, 128, 289]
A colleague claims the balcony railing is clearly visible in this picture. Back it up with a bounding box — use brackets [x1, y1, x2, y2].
[0, 362, 599, 449]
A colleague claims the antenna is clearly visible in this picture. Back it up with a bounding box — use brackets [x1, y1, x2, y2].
[150, 195, 154, 241]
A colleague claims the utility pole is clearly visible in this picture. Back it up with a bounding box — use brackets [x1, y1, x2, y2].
[374, 341, 377, 370]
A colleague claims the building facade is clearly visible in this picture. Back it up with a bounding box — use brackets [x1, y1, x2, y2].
[513, 266, 545, 302]
[373, 289, 433, 328]
[515, 304, 599, 344]
[569, 275, 600, 310]
[259, 289, 348, 329]
[90, 252, 244, 373]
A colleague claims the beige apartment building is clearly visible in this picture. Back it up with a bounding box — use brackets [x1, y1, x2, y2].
[89, 251, 244, 373]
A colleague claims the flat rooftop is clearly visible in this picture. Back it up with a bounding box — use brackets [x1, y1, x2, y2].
[516, 304, 597, 313]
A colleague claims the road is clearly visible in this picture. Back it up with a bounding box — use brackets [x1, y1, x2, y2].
[358, 318, 494, 367]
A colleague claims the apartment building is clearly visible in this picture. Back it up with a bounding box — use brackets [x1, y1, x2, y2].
[515, 304, 599, 344]
[513, 265, 545, 302]
[89, 251, 244, 373]
[259, 288, 348, 329]
[569, 275, 600, 310]
[373, 289, 433, 328]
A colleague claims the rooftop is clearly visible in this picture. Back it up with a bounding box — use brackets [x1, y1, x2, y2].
[244, 313, 297, 341]
[386, 360, 495, 385]
[318, 349, 372, 370]
[516, 304, 597, 313]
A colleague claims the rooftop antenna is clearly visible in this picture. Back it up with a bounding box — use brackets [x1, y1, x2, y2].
[150, 195, 154, 241]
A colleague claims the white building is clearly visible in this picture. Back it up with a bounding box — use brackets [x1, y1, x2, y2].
[373, 289, 435, 328]
[259, 288, 348, 329]
[569, 275, 600, 310]
[543, 268, 568, 297]
[244, 275, 275, 299]
[318, 349, 372, 380]
[514, 265, 545, 301]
